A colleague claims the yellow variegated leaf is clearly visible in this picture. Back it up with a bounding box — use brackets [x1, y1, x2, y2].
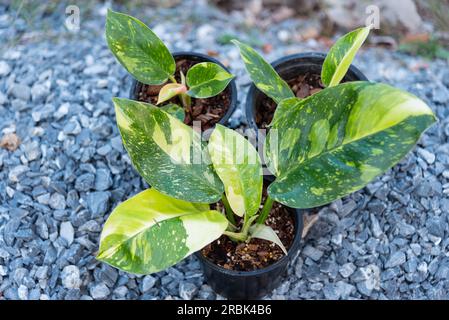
[106, 9, 175, 85]
[321, 26, 370, 87]
[97, 188, 227, 274]
[113, 97, 223, 203]
[265, 81, 436, 208]
[186, 62, 234, 98]
[157, 83, 187, 105]
[232, 40, 294, 103]
[208, 125, 263, 217]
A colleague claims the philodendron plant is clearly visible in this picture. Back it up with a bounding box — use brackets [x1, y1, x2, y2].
[106, 9, 234, 115]
[98, 101, 284, 273]
[233, 26, 436, 208]
[97, 25, 436, 275]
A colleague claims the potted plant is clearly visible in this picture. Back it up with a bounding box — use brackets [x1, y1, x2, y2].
[97, 23, 436, 300]
[97, 101, 302, 298]
[106, 9, 237, 131]
[237, 27, 370, 131]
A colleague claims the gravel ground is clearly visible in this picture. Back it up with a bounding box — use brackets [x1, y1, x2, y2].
[1, 1, 449, 300]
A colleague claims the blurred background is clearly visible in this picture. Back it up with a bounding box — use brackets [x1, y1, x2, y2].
[1, 0, 449, 60]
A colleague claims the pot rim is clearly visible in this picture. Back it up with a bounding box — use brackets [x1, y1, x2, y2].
[129, 51, 238, 127]
[195, 208, 303, 277]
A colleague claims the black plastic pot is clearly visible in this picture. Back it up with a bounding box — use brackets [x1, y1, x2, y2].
[195, 208, 303, 300]
[245, 52, 368, 131]
[129, 51, 237, 128]
[245, 52, 368, 181]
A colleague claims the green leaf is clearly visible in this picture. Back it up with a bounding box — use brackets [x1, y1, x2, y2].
[186, 62, 234, 98]
[97, 188, 227, 274]
[208, 124, 263, 217]
[265, 81, 436, 209]
[106, 9, 175, 85]
[160, 103, 185, 122]
[113, 97, 224, 203]
[321, 26, 370, 87]
[157, 83, 187, 105]
[232, 40, 294, 103]
[249, 224, 287, 255]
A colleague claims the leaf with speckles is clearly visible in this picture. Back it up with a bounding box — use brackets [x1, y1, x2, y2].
[160, 103, 185, 122]
[208, 125, 262, 217]
[186, 62, 234, 98]
[265, 81, 436, 208]
[232, 40, 294, 103]
[321, 26, 370, 87]
[113, 97, 224, 203]
[97, 188, 227, 274]
[106, 9, 175, 85]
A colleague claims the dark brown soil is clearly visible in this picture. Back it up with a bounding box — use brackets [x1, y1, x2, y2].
[256, 72, 325, 129]
[201, 188, 296, 271]
[136, 58, 231, 131]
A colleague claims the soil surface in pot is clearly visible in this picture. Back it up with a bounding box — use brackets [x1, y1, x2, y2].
[201, 188, 295, 271]
[136, 58, 231, 131]
[256, 72, 324, 129]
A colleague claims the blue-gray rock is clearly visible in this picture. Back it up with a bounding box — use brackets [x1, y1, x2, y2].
[86, 192, 110, 217]
[18, 284, 29, 300]
[426, 217, 445, 238]
[90, 283, 110, 300]
[75, 173, 95, 192]
[302, 245, 324, 261]
[385, 251, 406, 268]
[142, 275, 157, 292]
[0, 60, 11, 76]
[9, 83, 31, 101]
[323, 283, 340, 300]
[179, 281, 198, 300]
[49, 193, 66, 210]
[31, 83, 49, 102]
[8, 165, 29, 182]
[23, 140, 41, 161]
[61, 265, 81, 289]
[60, 221, 74, 246]
[339, 262, 356, 278]
[63, 119, 82, 135]
[94, 168, 112, 191]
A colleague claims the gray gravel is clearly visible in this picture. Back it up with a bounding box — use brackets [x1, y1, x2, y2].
[1, 0, 448, 300]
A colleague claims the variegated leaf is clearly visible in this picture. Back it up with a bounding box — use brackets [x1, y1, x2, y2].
[160, 103, 185, 122]
[208, 124, 263, 217]
[157, 83, 187, 105]
[232, 40, 294, 103]
[106, 9, 175, 85]
[113, 97, 224, 203]
[97, 188, 227, 274]
[186, 62, 234, 98]
[321, 26, 370, 87]
[265, 81, 436, 208]
[249, 224, 287, 255]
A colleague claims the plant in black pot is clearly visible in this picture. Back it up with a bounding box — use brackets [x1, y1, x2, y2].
[96, 101, 303, 298]
[97, 20, 436, 299]
[237, 27, 370, 131]
[97, 94, 435, 300]
[106, 9, 237, 131]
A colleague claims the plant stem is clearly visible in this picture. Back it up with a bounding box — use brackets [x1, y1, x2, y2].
[180, 93, 191, 111]
[257, 196, 274, 224]
[223, 231, 247, 242]
[168, 75, 177, 83]
[221, 194, 236, 226]
[241, 214, 258, 235]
